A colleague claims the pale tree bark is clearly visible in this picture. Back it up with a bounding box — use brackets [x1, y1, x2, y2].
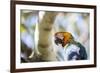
[37, 12, 58, 61]
[29, 12, 58, 61]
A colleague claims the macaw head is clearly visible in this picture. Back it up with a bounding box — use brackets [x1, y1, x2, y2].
[54, 32, 74, 47]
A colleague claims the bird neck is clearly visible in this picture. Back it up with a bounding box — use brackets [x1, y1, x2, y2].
[64, 44, 69, 49]
[63, 40, 78, 49]
[70, 40, 78, 45]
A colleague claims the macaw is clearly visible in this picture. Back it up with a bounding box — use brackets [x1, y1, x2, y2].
[54, 32, 87, 61]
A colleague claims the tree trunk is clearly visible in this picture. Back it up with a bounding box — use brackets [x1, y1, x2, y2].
[38, 12, 57, 61]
